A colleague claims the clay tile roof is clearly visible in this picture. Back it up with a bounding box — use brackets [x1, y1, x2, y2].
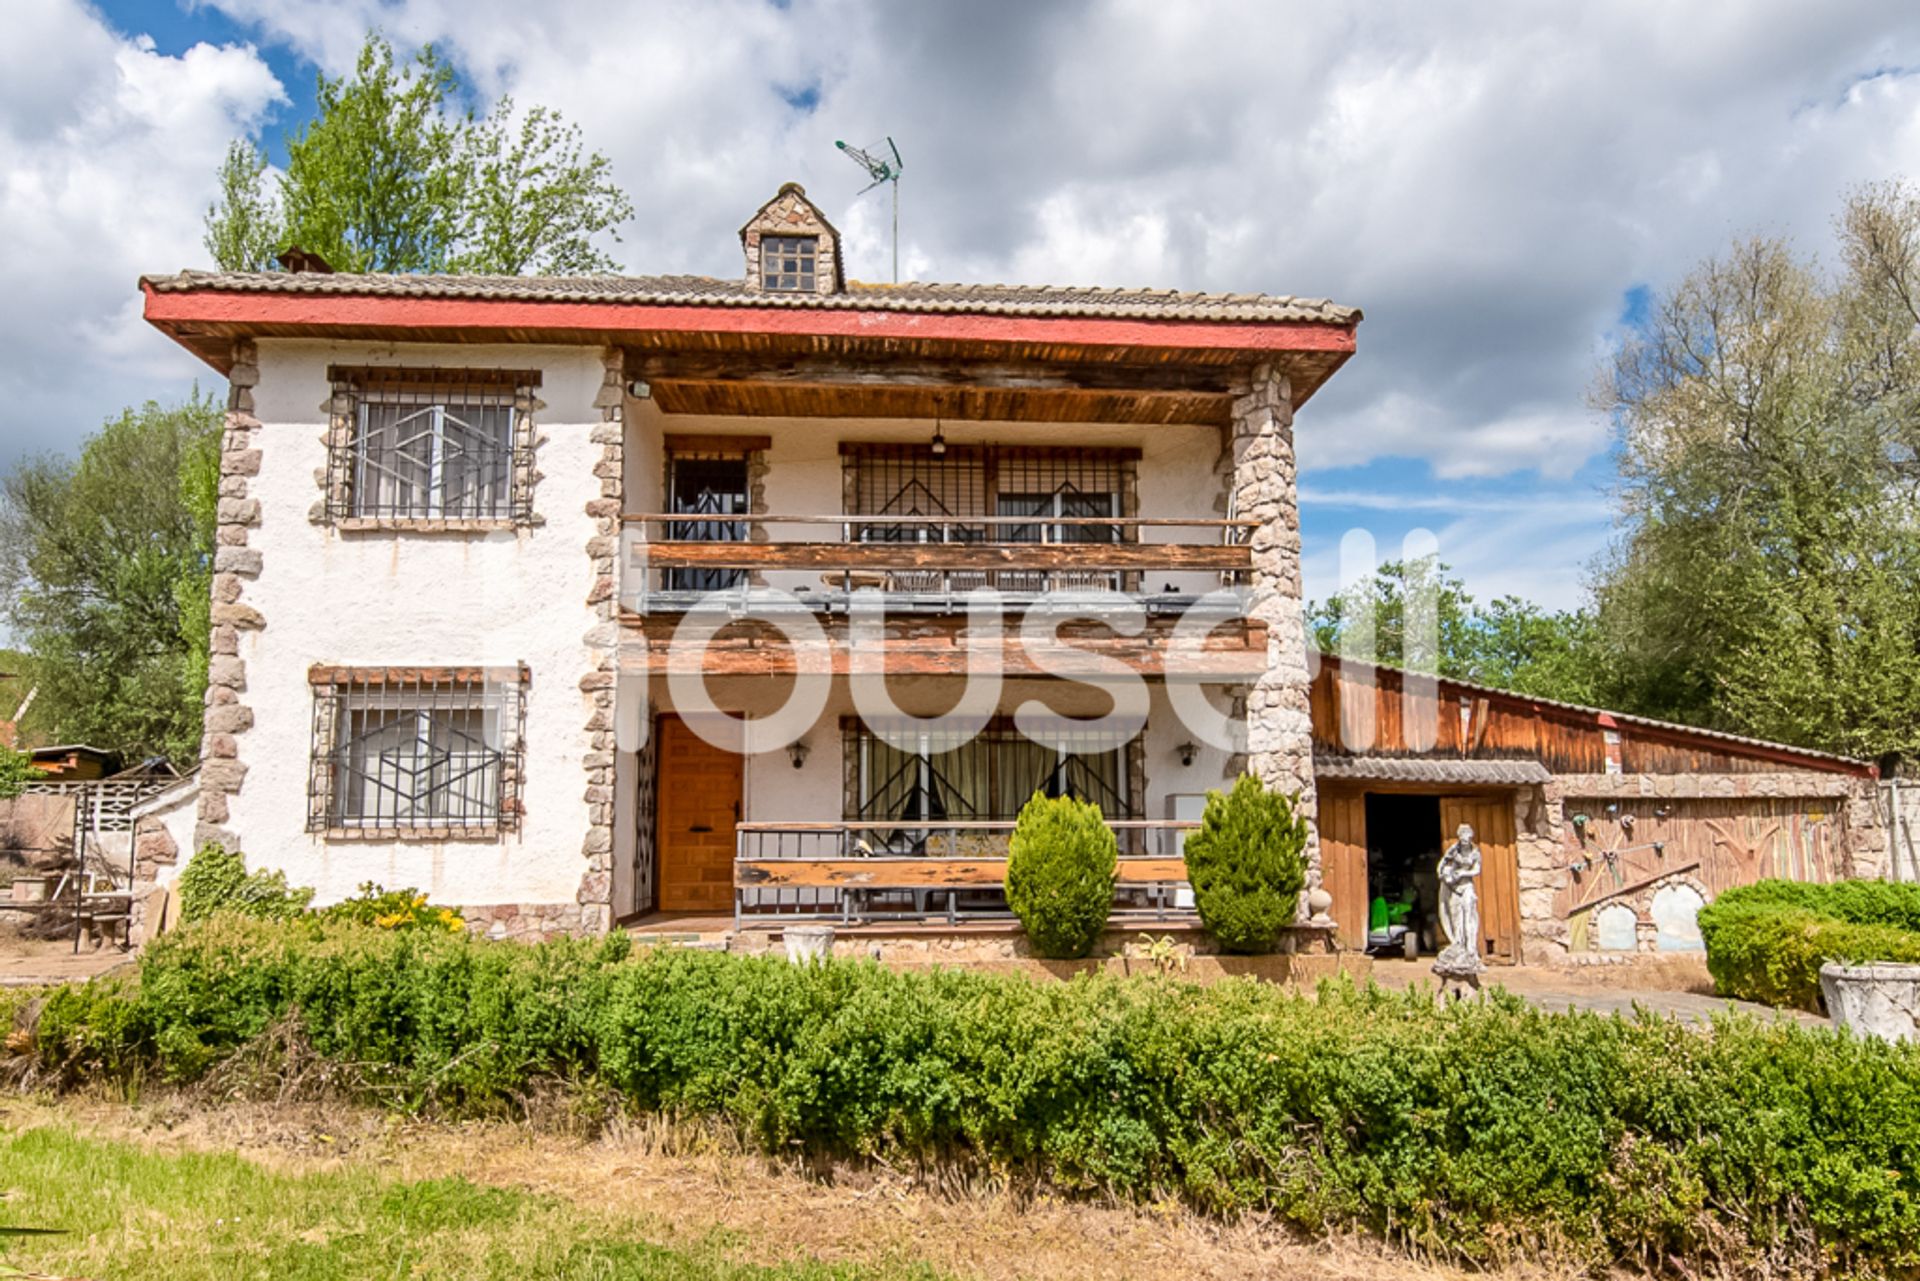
[140, 269, 1362, 326]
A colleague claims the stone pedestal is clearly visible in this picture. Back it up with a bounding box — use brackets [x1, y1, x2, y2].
[1821, 962, 1920, 1042]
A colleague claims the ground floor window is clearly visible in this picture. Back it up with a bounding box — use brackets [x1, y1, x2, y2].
[307, 664, 528, 835]
[847, 718, 1137, 826]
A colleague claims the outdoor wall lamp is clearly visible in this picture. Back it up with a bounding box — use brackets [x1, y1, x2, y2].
[929, 418, 947, 456]
[1620, 813, 1636, 835]
[627, 378, 652, 399]
[788, 739, 810, 770]
[1176, 741, 1198, 767]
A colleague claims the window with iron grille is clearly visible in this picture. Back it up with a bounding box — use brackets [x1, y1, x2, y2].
[840, 443, 1138, 590]
[760, 236, 817, 292]
[846, 718, 1138, 828]
[307, 665, 528, 836]
[323, 367, 539, 525]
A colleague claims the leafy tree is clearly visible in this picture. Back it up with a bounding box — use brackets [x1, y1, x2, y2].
[1181, 775, 1308, 954]
[202, 140, 282, 272]
[0, 746, 34, 801]
[1310, 558, 1604, 703]
[0, 395, 222, 765]
[1591, 199, 1920, 758]
[450, 101, 632, 274]
[205, 33, 631, 275]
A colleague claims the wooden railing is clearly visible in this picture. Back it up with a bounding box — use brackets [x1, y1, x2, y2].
[623, 513, 1256, 609]
[732, 818, 1200, 925]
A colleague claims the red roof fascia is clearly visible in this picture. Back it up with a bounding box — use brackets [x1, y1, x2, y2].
[140, 281, 1358, 358]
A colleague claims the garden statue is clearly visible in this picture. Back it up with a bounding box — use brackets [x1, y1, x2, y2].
[1432, 823, 1484, 993]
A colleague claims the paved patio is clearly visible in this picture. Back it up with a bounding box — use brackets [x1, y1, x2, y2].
[1367, 958, 1828, 1027]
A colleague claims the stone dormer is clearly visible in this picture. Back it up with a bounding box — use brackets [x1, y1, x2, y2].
[740, 182, 843, 295]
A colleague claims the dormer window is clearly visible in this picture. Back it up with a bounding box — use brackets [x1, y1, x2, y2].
[741, 184, 841, 295]
[761, 235, 818, 292]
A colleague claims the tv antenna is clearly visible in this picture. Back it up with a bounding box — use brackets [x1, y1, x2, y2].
[835, 136, 903, 283]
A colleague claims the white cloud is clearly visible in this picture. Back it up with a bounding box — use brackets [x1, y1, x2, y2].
[12, 0, 1920, 609]
[0, 1, 283, 457]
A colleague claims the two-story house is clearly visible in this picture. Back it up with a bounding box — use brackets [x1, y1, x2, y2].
[140, 183, 1888, 962]
[139, 183, 1352, 943]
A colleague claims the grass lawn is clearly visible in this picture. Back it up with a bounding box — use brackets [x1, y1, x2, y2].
[0, 1122, 938, 1281]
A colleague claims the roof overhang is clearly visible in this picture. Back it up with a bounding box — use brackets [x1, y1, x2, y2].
[140, 281, 1359, 421]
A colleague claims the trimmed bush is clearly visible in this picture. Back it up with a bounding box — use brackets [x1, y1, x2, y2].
[175, 844, 314, 924]
[1700, 879, 1920, 1012]
[16, 917, 1920, 1274]
[1181, 775, 1308, 954]
[1003, 792, 1118, 959]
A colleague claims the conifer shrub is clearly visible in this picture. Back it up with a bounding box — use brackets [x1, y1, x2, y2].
[1180, 774, 1308, 954]
[1003, 792, 1118, 959]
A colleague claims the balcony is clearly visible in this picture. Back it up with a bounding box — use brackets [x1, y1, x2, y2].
[733, 818, 1198, 925]
[624, 513, 1256, 613]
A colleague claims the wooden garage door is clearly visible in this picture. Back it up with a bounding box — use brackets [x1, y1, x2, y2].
[1439, 795, 1521, 963]
[656, 717, 742, 913]
[1318, 787, 1369, 949]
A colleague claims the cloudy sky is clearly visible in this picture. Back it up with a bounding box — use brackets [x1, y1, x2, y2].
[6, 1, 1920, 611]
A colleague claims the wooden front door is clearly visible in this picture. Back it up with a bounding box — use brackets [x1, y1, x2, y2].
[1318, 787, 1369, 949]
[655, 717, 742, 912]
[1439, 794, 1521, 963]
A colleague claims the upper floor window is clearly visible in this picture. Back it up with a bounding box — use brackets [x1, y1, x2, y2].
[323, 367, 539, 526]
[307, 664, 528, 837]
[761, 236, 818, 292]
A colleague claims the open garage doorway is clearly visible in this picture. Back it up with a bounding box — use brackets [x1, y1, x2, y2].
[1364, 793, 1441, 957]
[1320, 784, 1524, 963]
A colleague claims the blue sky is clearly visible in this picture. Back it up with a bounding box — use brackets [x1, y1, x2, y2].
[9, 0, 1920, 614]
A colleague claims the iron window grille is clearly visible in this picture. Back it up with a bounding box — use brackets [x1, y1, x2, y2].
[308, 665, 528, 836]
[847, 718, 1138, 839]
[760, 235, 818, 291]
[841, 444, 1137, 591]
[324, 367, 539, 524]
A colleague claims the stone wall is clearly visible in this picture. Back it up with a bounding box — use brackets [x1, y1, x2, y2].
[196, 338, 265, 854]
[574, 346, 627, 934]
[1517, 771, 1887, 962]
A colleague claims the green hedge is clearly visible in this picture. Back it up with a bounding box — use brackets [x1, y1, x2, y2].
[14, 916, 1920, 1274]
[1700, 880, 1920, 1012]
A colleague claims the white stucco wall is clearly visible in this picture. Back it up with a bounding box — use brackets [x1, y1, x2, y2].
[231, 340, 605, 907]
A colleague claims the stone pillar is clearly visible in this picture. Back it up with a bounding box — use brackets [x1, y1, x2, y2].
[575, 346, 626, 932]
[1230, 363, 1320, 880]
[196, 338, 266, 855]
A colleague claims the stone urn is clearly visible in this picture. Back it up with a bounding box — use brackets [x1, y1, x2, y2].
[783, 925, 837, 965]
[1820, 962, 1920, 1043]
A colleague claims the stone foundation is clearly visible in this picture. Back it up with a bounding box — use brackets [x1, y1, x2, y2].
[465, 902, 607, 942]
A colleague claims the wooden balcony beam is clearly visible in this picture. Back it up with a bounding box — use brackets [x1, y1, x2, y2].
[638, 541, 1251, 571]
[631, 353, 1238, 395]
[618, 613, 1268, 679]
[735, 856, 1189, 889]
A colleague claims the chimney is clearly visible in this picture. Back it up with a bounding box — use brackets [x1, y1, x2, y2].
[276, 246, 335, 275]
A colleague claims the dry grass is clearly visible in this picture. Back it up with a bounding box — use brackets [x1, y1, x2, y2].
[0, 1096, 1587, 1281]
